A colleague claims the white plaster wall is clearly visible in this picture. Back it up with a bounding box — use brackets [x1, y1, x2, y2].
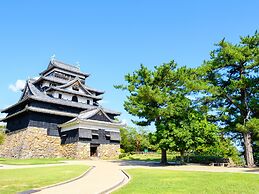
[78, 96, 93, 105]
[50, 91, 70, 100]
[52, 91, 59, 98]
[50, 91, 92, 105]
[61, 92, 72, 100]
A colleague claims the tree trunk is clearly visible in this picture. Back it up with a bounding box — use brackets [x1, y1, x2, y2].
[180, 150, 185, 164]
[243, 132, 255, 168]
[160, 148, 168, 165]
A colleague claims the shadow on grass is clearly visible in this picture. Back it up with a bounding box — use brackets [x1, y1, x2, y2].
[112, 159, 186, 167]
[244, 168, 259, 173]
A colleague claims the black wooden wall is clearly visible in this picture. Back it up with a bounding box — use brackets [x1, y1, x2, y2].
[61, 128, 120, 145]
[6, 113, 30, 132]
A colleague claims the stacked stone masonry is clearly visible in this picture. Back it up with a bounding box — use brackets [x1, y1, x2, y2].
[0, 127, 120, 159]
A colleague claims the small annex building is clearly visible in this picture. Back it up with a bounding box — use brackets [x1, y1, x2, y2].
[0, 60, 124, 159]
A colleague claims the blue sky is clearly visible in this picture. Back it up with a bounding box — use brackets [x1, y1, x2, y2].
[0, 1, 258, 129]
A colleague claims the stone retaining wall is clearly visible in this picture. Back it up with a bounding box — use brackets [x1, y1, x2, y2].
[0, 128, 62, 158]
[0, 127, 119, 159]
[98, 143, 120, 159]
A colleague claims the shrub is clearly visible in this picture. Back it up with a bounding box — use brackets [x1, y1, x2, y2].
[0, 130, 5, 145]
[194, 137, 244, 166]
[177, 155, 226, 165]
[119, 153, 128, 159]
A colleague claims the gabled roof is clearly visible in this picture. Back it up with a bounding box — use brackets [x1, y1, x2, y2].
[40, 60, 89, 77]
[46, 86, 103, 100]
[60, 107, 123, 129]
[78, 107, 115, 122]
[56, 77, 91, 95]
[56, 77, 105, 95]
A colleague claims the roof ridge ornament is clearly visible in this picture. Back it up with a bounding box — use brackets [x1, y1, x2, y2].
[50, 54, 56, 62]
[75, 61, 80, 69]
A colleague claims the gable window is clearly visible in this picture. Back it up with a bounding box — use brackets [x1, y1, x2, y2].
[58, 94, 62, 99]
[72, 84, 79, 91]
[72, 96, 78, 102]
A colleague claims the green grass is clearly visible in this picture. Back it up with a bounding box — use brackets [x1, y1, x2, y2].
[0, 158, 67, 165]
[0, 165, 89, 194]
[114, 168, 259, 194]
[121, 152, 177, 162]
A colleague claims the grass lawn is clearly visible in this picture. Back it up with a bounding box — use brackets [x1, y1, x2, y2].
[0, 158, 67, 165]
[114, 168, 259, 194]
[0, 165, 89, 194]
[121, 152, 177, 162]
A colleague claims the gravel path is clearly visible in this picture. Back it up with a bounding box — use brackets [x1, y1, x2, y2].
[34, 160, 126, 194]
[1, 160, 259, 194]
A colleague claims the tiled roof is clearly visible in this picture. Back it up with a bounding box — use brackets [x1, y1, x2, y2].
[78, 107, 115, 123]
[84, 84, 105, 95]
[33, 76, 68, 85]
[1, 80, 120, 115]
[52, 60, 81, 73]
[60, 107, 123, 129]
[1, 105, 78, 121]
[40, 60, 89, 76]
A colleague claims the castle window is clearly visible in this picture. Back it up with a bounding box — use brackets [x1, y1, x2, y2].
[87, 100, 90, 104]
[72, 85, 79, 91]
[58, 94, 62, 99]
[105, 134, 111, 140]
[92, 133, 99, 139]
[72, 96, 78, 102]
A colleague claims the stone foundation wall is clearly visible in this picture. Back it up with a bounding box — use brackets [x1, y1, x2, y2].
[75, 142, 90, 159]
[0, 127, 62, 158]
[0, 127, 120, 159]
[98, 143, 120, 159]
[60, 142, 78, 159]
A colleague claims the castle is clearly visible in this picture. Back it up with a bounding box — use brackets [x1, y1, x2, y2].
[0, 60, 124, 159]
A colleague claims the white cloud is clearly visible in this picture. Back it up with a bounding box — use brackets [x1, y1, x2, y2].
[9, 80, 26, 92]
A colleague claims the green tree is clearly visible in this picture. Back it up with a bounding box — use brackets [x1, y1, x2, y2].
[155, 108, 219, 163]
[195, 32, 259, 167]
[120, 126, 137, 153]
[116, 61, 219, 164]
[120, 126, 151, 153]
[196, 136, 243, 165]
[136, 128, 151, 152]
